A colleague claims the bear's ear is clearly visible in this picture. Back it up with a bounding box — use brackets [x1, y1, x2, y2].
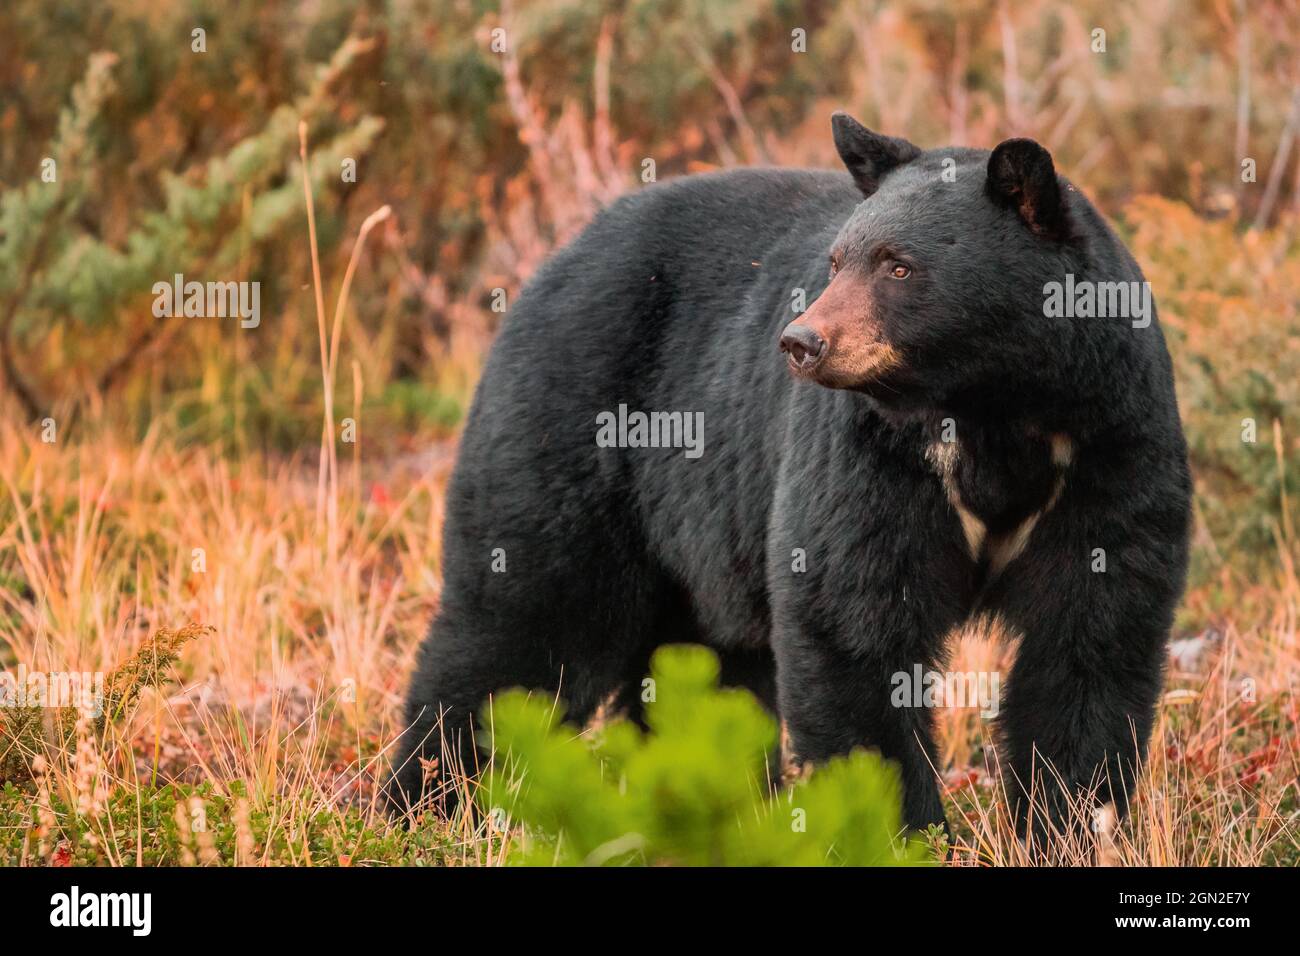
[831, 112, 921, 197]
[986, 138, 1068, 239]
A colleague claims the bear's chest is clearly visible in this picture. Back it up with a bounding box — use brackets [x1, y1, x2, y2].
[926, 431, 1074, 576]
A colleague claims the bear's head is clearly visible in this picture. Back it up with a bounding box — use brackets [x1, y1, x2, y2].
[780, 112, 1132, 416]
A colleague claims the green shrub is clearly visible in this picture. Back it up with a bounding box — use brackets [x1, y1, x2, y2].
[482, 644, 934, 866]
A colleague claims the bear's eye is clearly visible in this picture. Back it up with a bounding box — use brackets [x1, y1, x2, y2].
[828, 254, 841, 279]
[888, 263, 911, 280]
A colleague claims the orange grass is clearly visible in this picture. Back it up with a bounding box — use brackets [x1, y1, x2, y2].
[3, 397, 1295, 865]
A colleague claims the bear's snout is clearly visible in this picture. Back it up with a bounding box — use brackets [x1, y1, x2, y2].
[779, 323, 826, 370]
[783, 271, 900, 388]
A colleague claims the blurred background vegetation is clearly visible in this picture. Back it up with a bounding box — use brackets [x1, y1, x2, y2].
[0, 0, 1297, 592]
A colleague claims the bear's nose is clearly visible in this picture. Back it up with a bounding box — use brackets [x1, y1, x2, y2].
[779, 324, 825, 368]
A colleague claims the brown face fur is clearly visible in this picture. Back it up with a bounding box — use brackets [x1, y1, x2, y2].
[783, 268, 903, 389]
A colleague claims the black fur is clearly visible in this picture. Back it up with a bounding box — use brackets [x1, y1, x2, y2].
[387, 115, 1191, 843]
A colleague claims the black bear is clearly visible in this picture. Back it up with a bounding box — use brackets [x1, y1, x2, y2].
[387, 112, 1192, 842]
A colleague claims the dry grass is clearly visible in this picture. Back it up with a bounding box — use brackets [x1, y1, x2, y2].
[0, 408, 450, 861]
[0, 374, 1294, 868]
[0, 372, 1296, 867]
[2, 399, 1295, 865]
[0, 169, 502, 865]
[937, 602, 1300, 865]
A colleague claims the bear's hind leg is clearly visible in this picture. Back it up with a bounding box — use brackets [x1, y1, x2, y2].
[385, 554, 672, 817]
[383, 605, 602, 817]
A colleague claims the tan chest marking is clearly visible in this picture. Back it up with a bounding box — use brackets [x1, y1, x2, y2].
[926, 434, 1075, 575]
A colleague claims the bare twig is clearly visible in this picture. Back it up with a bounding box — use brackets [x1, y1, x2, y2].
[498, 1, 569, 231]
[998, 0, 1023, 135]
[592, 15, 618, 188]
[949, 20, 969, 144]
[1253, 83, 1300, 231]
[1233, 0, 1252, 196]
[684, 33, 768, 164]
[299, 121, 333, 541]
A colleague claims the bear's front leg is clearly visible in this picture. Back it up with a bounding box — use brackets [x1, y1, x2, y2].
[770, 623, 950, 833]
[986, 477, 1190, 852]
[767, 484, 973, 833]
[766, 404, 979, 835]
